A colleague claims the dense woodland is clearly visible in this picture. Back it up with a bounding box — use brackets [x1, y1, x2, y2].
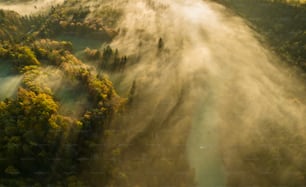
[0, 0, 305, 186]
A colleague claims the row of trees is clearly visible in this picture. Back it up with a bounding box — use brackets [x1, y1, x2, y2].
[37, 3, 118, 40]
[83, 46, 128, 72]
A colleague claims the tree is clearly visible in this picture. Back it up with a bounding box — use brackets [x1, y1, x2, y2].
[158, 37, 164, 50]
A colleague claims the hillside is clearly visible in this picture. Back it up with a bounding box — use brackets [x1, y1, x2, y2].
[213, 0, 306, 74]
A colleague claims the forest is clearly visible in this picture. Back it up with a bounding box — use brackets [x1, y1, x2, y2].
[0, 0, 305, 186]
[0, 1, 127, 186]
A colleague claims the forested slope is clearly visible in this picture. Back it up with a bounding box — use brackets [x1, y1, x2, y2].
[213, 0, 306, 73]
[0, 2, 127, 186]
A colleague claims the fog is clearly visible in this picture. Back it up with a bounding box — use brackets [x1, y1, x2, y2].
[0, 76, 23, 99]
[0, 62, 22, 99]
[97, 0, 306, 186]
[0, 0, 305, 186]
[0, 0, 64, 15]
